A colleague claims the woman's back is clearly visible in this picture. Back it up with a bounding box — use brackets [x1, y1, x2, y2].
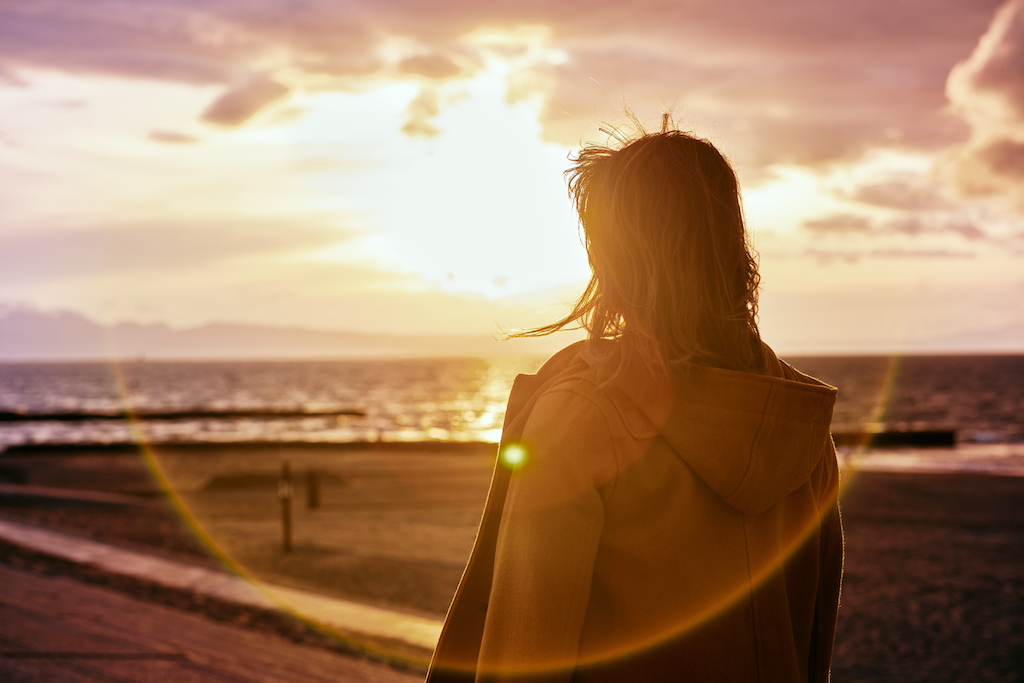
[474, 343, 841, 681]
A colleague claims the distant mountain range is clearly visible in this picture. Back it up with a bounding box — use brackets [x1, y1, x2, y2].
[0, 308, 573, 361]
[3, 307, 1020, 362]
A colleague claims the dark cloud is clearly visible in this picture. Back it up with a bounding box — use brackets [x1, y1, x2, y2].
[965, 1, 1024, 117]
[535, 0, 1003, 161]
[977, 138, 1024, 178]
[946, 0, 1024, 208]
[543, 43, 960, 165]
[804, 211, 995, 243]
[0, 222, 345, 285]
[851, 181, 954, 210]
[0, 0, 1011, 169]
[398, 53, 461, 79]
[149, 130, 199, 144]
[806, 247, 974, 263]
[803, 214, 873, 233]
[868, 248, 974, 259]
[882, 217, 927, 236]
[0, 2, 243, 84]
[0, 0, 379, 84]
[881, 217, 988, 241]
[942, 220, 989, 241]
[202, 73, 289, 125]
[805, 248, 862, 264]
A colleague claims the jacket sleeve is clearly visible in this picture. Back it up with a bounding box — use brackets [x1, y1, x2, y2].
[475, 390, 618, 683]
[808, 439, 844, 683]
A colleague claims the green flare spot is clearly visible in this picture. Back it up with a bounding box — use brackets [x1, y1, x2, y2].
[501, 443, 528, 468]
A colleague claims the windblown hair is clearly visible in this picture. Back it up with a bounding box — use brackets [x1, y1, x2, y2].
[517, 124, 764, 374]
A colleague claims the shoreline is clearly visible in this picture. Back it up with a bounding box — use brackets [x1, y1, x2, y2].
[5, 439, 1023, 480]
[0, 439, 499, 455]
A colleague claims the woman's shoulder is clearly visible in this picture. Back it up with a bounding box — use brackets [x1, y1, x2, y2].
[514, 369, 623, 491]
[525, 342, 662, 445]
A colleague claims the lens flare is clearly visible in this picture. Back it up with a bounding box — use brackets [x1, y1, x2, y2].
[104, 353, 431, 667]
[98, 347, 907, 675]
[500, 443, 528, 468]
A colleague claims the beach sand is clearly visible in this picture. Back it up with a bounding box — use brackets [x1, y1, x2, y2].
[154, 443, 495, 618]
[1, 444, 1021, 681]
[833, 469, 1022, 682]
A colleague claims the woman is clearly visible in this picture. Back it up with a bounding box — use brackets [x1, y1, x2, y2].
[427, 126, 843, 682]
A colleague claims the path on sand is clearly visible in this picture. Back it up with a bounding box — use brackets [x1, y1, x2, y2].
[0, 564, 422, 683]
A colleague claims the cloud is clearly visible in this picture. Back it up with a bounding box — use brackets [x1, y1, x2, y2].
[881, 217, 927, 236]
[805, 212, 995, 244]
[535, 0, 1003, 161]
[0, 64, 27, 86]
[868, 248, 974, 259]
[398, 53, 462, 79]
[803, 213, 872, 233]
[0, 0, 1009, 171]
[806, 247, 974, 263]
[940, 219, 989, 241]
[0, 0, 382, 85]
[880, 217, 989, 241]
[0, 1, 244, 84]
[851, 180, 954, 210]
[149, 130, 199, 144]
[0, 221, 345, 285]
[958, 2, 1024, 117]
[202, 73, 289, 126]
[945, 0, 1024, 208]
[401, 89, 441, 137]
[976, 137, 1024, 178]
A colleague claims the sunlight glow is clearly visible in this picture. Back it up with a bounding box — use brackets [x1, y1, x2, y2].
[2, 15, 1020, 352]
[294, 27, 589, 299]
[741, 165, 846, 235]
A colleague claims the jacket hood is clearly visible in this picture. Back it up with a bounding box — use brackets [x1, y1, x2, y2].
[584, 343, 837, 516]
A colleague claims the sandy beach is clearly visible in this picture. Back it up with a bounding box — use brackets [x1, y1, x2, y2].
[1, 443, 1021, 682]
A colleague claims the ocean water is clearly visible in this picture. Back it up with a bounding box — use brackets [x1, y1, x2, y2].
[1, 354, 1021, 473]
[0, 356, 538, 447]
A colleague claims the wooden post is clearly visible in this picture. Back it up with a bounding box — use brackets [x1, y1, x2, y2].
[306, 469, 320, 510]
[279, 461, 293, 553]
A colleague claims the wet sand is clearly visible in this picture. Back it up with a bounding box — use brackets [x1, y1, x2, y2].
[0, 444, 495, 618]
[1, 444, 1021, 681]
[156, 442, 494, 618]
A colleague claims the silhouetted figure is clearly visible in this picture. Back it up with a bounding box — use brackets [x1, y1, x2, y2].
[428, 123, 843, 683]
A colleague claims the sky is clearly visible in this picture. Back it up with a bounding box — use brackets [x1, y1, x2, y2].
[0, 0, 1022, 355]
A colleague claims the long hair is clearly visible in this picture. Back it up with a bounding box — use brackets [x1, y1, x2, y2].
[515, 124, 764, 374]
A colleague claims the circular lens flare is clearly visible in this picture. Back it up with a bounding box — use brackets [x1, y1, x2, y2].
[500, 443, 529, 468]
[104, 353, 432, 667]
[99, 347, 907, 675]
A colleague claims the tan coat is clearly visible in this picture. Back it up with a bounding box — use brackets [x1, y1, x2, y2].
[428, 342, 843, 682]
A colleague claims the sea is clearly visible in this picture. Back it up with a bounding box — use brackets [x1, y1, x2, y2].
[1, 354, 1022, 475]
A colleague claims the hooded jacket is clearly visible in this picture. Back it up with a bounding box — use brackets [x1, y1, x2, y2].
[427, 341, 843, 683]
